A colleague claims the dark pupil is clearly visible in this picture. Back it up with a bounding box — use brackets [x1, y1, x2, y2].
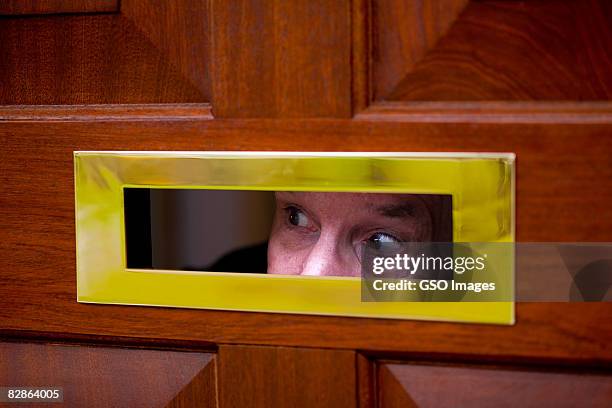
[370, 233, 386, 249]
[288, 208, 300, 226]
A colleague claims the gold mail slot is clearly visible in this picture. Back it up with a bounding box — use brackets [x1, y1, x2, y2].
[74, 151, 515, 324]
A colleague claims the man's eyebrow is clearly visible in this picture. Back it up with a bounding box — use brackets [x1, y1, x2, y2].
[276, 191, 297, 197]
[375, 202, 416, 218]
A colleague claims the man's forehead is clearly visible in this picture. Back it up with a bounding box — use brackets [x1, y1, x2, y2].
[276, 191, 410, 200]
[275, 191, 421, 212]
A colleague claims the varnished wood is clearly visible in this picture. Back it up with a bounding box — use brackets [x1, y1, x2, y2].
[371, 0, 468, 101]
[377, 364, 417, 408]
[166, 353, 218, 408]
[0, 0, 118, 15]
[0, 118, 611, 365]
[0, 104, 213, 121]
[121, 0, 212, 101]
[351, 0, 371, 114]
[357, 354, 376, 408]
[386, 0, 612, 101]
[1, 1, 611, 405]
[378, 362, 612, 407]
[356, 101, 612, 124]
[0, 15, 206, 104]
[0, 341, 217, 408]
[218, 345, 355, 408]
[210, 0, 352, 118]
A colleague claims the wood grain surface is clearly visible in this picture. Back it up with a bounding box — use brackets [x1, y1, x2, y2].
[0, 104, 213, 122]
[357, 354, 376, 408]
[371, 0, 469, 100]
[385, 0, 612, 101]
[0, 0, 118, 15]
[351, 0, 371, 114]
[0, 116, 611, 365]
[377, 362, 612, 407]
[218, 345, 355, 408]
[121, 0, 211, 101]
[0, 15, 206, 104]
[356, 101, 612, 124]
[0, 341, 216, 408]
[166, 350, 218, 408]
[1, 0, 610, 405]
[210, 0, 352, 118]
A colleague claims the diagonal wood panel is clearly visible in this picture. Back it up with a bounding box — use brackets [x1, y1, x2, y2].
[377, 364, 418, 408]
[0, 14, 206, 104]
[0, 342, 216, 408]
[372, 0, 469, 101]
[165, 354, 217, 408]
[385, 0, 612, 101]
[121, 0, 211, 101]
[378, 362, 612, 407]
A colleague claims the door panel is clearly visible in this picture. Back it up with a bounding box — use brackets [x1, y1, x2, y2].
[0, 0, 611, 406]
[218, 345, 356, 408]
[0, 0, 118, 15]
[0, 341, 217, 408]
[378, 362, 612, 408]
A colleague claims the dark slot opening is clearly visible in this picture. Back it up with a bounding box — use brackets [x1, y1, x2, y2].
[123, 187, 153, 269]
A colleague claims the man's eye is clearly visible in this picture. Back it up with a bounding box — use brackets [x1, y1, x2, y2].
[287, 206, 310, 227]
[367, 232, 400, 248]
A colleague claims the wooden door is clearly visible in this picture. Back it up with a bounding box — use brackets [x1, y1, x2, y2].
[1, 1, 611, 407]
